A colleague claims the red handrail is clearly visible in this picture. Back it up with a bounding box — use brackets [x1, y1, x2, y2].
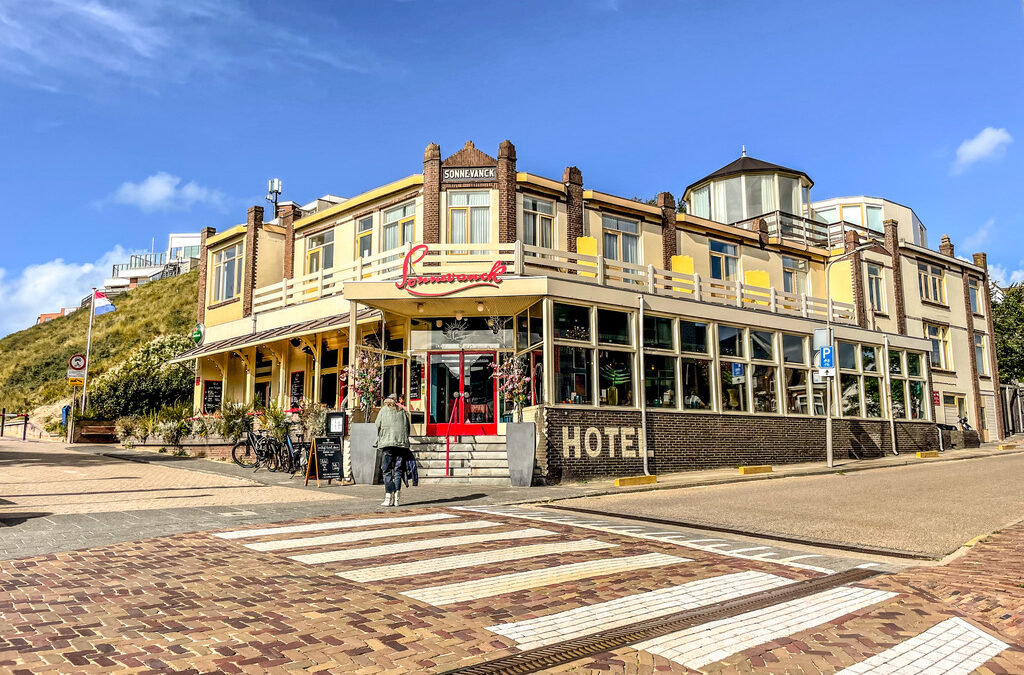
[444, 393, 463, 477]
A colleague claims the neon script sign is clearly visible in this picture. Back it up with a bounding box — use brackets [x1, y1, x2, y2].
[395, 244, 507, 297]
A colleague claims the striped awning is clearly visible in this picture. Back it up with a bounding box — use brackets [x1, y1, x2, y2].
[168, 309, 379, 363]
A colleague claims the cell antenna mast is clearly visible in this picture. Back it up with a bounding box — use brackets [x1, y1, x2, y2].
[266, 178, 283, 213]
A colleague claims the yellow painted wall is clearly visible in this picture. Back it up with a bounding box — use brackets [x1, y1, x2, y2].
[671, 255, 694, 275]
[827, 259, 854, 304]
[577, 236, 597, 277]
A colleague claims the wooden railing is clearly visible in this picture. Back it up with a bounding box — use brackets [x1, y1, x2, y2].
[250, 240, 857, 324]
[732, 211, 882, 250]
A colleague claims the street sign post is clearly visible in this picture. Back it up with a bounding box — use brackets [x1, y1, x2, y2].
[68, 377, 84, 387]
[68, 353, 87, 386]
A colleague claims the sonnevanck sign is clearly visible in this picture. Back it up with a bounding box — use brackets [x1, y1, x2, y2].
[442, 166, 496, 182]
[395, 244, 506, 297]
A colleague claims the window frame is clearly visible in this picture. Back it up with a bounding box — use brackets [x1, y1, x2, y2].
[925, 323, 951, 370]
[782, 256, 809, 295]
[866, 263, 886, 313]
[357, 215, 374, 259]
[382, 202, 416, 254]
[305, 229, 334, 274]
[523, 196, 555, 249]
[211, 242, 244, 303]
[601, 214, 640, 265]
[918, 263, 946, 305]
[709, 240, 739, 282]
[447, 190, 491, 246]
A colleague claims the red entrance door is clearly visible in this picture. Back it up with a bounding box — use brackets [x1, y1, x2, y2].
[426, 351, 497, 436]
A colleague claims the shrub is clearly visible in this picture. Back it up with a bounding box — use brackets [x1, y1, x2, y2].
[191, 414, 220, 440]
[137, 412, 158, 445]
[89, 334, 195, 419]
[158, 401, 192, 448]
[297, 399, 328, 439]
[220, 401, 254, 443]
[260, 401, 290, 442]
[115, 416, 140, 444]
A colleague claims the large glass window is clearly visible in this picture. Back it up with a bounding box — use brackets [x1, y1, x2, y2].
[449, 191, 490, 245]
[867, 264, 885, 313]
[906, 352, 922, 377]
[890, 379, 907, 419]
[598, 350, 633, 406]
[782, 334, 806, 364]
[553, 303, 590, 341]
[720, 361, 748, 412]
[211, 243, 243, 303]
[918, 263, 946, 304]
[383, 202, 415, 253]
[679, 321, 709, 353]
[515, 302, 544, 351]
[744, 174, 775, 218]
[523, 196, 554, 248]
[925, 323, 950, 369]
[713, 177, 743, 223]
[782, 256, 808, 295]
[861, 345, 877, 372]
[602, 215, 639, 264]
[645, 354, 676, 408]
[840, 373, 861, 417]
[865, 205, 883, 233]
[750, 330, 774, 361]
[752, 365, 777, 413]
[690, 185, 710, 219]
[305, 230, 334, 273]
[709, 240, 739, 281]
[597, 309, 631, 345]
[841, 204, 863, 227]
[554, 346, 592, 405]
[908, 380, 926, 420]
[863, 377, 882, 417]
[355, 216, 372, 261]
[644, 316, 674, 350]
[779, 176, 800, 215]
[969, 279, 982, 314]
[838, 342, 858, 370]
[681, 358, 712, 410]
[784, 368, 810, 414]
[975, 335, 988, 375]
[718, 325, 744, 358]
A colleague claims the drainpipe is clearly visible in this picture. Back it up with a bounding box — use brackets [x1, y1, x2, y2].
[637, 294, 650, 475]
[884, 335, 899, 455]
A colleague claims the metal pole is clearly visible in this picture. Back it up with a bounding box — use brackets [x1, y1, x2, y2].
[22, 414, 27, 441]
[1, 407, 5, 437]
[637, 294, 649, 475]
[825, 260, 834, 468]
[68, 391, 76, 444]
[81, 289, 96, 410]
[884, 335, 899, 455]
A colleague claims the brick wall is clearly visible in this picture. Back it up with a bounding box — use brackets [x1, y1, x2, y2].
[658, 192, 676, 268]
[196, 226, 215, 324]
[884, 219, 907, 335]
[423, 143, 441, 245]
[242, 205, 263, 317]
[279, 203, 302, 279]
[543, 406, 939, 480]
[563, 167, 583, 254]
[497, 140, 517, 244]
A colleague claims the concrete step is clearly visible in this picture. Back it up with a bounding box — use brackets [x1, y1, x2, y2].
[417, 476, 511, 485]
[411, 435, 505, 445]
[417, 459, 509, 470]
[412, 444, 506, 455]
[413, 450, 508, 461]
[419, 466, 511, 478]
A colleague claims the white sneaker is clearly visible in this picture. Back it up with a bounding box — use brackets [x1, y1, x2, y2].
[380, 493, 393, 507]
[392, 492, 400, 507]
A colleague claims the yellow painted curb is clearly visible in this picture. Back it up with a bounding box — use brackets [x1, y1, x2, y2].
[916, 451, 940, 458]
[738, 465, 772, 475]
[963, 534, 987, 548]
[614, 475, 657, 487]
[999, 444, 1017, 450]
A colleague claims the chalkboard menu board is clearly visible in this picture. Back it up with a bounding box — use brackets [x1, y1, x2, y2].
[203, 380, 222, 413]
[409, 356, 423, 400]
[304, 437, 342, 486]
[289, 371, 305, 409]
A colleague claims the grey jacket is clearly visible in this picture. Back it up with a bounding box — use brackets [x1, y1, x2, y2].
[375, 405, 410, 449]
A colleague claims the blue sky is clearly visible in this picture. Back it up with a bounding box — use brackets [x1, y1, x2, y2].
[0, 0, 1022, 336]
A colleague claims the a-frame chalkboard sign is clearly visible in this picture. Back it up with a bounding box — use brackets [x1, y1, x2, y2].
[304, 437, 342, 487]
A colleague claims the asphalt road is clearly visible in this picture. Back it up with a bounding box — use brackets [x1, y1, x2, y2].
[557, 452, 1024, 557]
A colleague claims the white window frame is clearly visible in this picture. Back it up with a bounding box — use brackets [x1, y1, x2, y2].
[382, 202, 415, 253]
[448, 191, 491, 245]
[523, 196, 555, 249]
[918, 263, 946, 304]
[305, 229, 334, 274]
[211, 242, 243, 303]
[866, 263, 886, 313]
[709, 240, 739, 282]
[601, 214, 640, 264]
[782, 256, 808, 295]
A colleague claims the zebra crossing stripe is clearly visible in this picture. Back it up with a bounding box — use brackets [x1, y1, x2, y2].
[289, 528, 556, 564]
[488, 570, 792, 650]
[244, 520, 499, 552]
[402, 552, 689, 607]
[213, 512, 458, 539]
[634, 585, 897, 670]
[836, 616, 1008, 674]
[338, 539, 616, 582]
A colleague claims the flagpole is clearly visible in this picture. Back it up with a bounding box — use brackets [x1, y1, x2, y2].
[81, 288, 96, 410]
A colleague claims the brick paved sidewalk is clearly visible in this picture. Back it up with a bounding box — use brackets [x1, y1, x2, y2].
[2, 505, 1022, 674]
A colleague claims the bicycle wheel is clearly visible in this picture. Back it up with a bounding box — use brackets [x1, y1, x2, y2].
[232, 440, 257, 468]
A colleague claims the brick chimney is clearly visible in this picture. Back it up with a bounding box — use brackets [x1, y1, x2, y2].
[196, 226, 216, 324]
[563, 166, 584, 253]
[884, 219, 906, 334]
[277, 202, 302, 280]
[939, 234, 954, 257]
[658, 192, 677, 268]
[497, 140, 517, 244]
[242, 205, 263, 318]
[423, 143, 441, 245]
[972, 252, 987, 269]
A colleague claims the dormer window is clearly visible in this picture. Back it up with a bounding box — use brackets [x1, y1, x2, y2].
[684, 156, 812, 226]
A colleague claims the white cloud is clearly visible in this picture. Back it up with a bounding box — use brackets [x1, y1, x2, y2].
[951, 127, 1013, 175]
[0, 246, 139, 338]
[0, 0, 380, 91]
[990, 262, 1024, 288]
[107, 172, 226, 212]
[960, 217, 995, 253]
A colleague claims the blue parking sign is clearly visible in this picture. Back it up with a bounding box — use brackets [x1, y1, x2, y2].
[820, 346, 834, 369]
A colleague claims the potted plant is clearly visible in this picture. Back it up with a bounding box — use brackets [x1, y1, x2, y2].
[492, 355, 535, 487]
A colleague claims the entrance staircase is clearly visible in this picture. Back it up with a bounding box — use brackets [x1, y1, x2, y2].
[411, 435, 510, 485]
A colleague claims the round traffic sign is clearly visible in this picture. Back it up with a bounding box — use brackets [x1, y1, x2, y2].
[69, 354, 86, 370]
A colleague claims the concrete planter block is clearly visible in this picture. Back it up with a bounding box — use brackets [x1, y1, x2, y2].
[506, 422, 536, 487]
[350, 423, 381, 485]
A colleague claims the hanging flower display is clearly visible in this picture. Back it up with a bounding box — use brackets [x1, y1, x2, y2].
[491, 355, 531, 423]
[344, 349, 382, 419]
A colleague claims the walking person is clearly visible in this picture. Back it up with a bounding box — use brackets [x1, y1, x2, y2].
[375, 394, 411, 507]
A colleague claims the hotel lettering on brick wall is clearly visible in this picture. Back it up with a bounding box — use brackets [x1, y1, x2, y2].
[170, 140, 1004, 481]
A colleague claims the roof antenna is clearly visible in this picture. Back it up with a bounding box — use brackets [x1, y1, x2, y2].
[741, 145, 747, 157]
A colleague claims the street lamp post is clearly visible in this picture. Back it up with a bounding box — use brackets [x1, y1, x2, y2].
[823, 241, 889, 468]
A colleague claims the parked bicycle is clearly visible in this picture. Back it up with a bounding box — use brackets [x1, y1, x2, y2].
[231, 413, 308, 475]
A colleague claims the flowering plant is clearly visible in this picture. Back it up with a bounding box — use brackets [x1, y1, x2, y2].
[344, 349, 382, 420]
[491, 355, 531, 423]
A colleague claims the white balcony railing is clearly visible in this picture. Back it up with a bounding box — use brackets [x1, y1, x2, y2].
[250, 241, 857, 325]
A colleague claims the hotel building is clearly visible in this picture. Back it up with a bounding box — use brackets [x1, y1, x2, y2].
[171, 140, 1003, 481]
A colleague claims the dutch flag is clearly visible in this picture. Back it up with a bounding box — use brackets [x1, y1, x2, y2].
[93, 290, 116, 316]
